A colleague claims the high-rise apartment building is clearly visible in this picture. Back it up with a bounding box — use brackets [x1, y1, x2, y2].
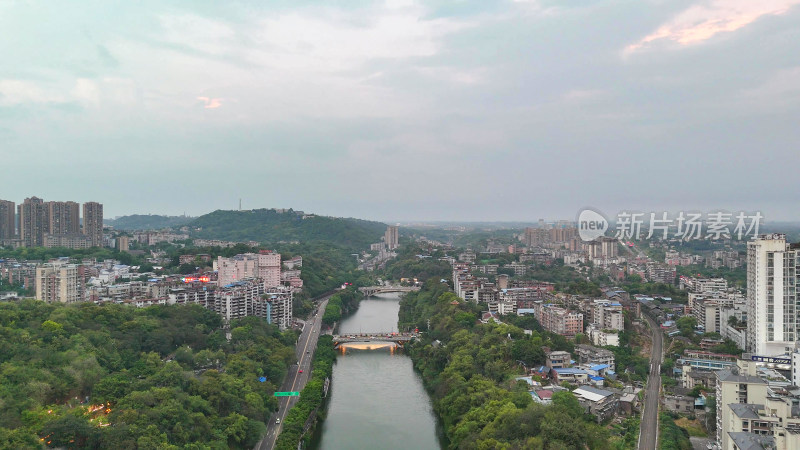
[217, 252, 282, 287]
[384, 225, 399, 250]
[0, 199, 14, 239]
[258, 251, 281, 287]
[746, 234, 800, 356]
[217, 254, 259, 286]
[82, 202, 103, 247]
[19, 197, 47, 247]
[536, 304, 584, 337]
[263, 286, 293, 330]
[591, 300, 625, 331]
[117, 235, 130, 252]
[524, 227, 549, 247]
[36, 262, 83, 303]
[46, 201, 80, 235]
[549, 226, 577, 243]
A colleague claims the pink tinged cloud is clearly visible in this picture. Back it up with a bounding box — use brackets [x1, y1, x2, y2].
[197, 96, 222, 109]
[625, 0, 800, 54]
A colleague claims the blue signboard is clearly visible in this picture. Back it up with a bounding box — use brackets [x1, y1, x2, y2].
[751, 355, 791, 365]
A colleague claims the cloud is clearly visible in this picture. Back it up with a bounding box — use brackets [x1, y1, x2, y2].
[197, 96, 223, 109]
[625, 0, 800, 54]
[0, 80, 63, 105]
[246, 7, 472, 72]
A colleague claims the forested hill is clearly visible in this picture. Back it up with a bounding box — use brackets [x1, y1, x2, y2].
[0, 301, 297, 448]
[189, 209, 387, 250]
[105, 214, 194, 230]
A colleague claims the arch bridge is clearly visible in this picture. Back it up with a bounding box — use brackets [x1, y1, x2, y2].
[358, 285, 420, 297]
[331, 332, 419, 348]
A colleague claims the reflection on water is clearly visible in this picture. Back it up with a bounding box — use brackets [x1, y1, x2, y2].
[338, 342, 397, 353]
[314, 294, 442, 450]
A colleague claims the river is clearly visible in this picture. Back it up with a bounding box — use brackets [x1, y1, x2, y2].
[312, 293, 442, 450]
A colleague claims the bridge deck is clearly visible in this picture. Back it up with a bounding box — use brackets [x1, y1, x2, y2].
[358, 285, 421, 296]
[331, 333, 419, 345]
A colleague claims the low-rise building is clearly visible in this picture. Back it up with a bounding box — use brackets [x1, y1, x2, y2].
[572, 386, 619, 423]
[587, 325, 620, 346]
[679, 350, 737, 371]
[680, 365, 717, 390]
[552, 368, 589, 384]
[546, 350, 572, 369]
[575, 344, 616, 371]
[664, 395, 695, 414]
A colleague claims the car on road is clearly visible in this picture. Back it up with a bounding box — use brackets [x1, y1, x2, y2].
[306, 350, 310, 354]
[276, 418, 280, 424]
[299, 369, 303, 373]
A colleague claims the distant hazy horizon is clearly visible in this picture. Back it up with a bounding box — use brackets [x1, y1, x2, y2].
[3, 1, 798, 222]
[102, 208, 800, 230]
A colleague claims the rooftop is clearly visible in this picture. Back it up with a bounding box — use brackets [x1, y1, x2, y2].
[534, 390, 553, 399]
[717, 368, 767, 385]
[553, 368, 588, 375]
[573, 386, 614, 402]
[729, 403, 762, 420]
[728, 432, 775, 450]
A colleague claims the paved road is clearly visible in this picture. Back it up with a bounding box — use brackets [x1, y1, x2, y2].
[639, 312, 664, 449]
[255, 296, 331, 450]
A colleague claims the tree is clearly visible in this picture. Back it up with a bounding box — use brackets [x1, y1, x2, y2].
[177, 263, 196, 274]
[677, 316, 697, 337]
[511, 339, 545, 367]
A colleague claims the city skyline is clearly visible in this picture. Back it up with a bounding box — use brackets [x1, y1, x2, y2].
[2, 1, 799, 221]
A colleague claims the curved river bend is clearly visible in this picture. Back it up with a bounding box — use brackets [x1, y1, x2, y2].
[312, 293, 442, 450]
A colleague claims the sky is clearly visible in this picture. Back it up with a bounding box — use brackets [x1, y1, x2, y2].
[1, 0, 799, 222]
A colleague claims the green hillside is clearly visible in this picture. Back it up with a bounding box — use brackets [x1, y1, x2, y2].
[0, 301, 297, 448]
[105, 214, 194, 230]
[188, 209, 386, 250]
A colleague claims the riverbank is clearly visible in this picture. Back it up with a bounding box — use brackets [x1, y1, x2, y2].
[274, 335, 337, 450]
[399, 279, 617, 449]
[272, 289, 364, 449]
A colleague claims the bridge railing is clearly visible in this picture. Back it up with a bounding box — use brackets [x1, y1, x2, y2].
[332, 333, 417, 337]
[331, 333, 419, 341]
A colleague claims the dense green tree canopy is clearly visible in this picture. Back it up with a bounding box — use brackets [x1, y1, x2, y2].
[399, 280, 615, 449]
[189, 209, 386, 250]
[0, 300, 297, 448]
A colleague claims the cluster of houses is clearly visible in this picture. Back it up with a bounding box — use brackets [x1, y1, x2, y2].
[514, 346, 644, 423]
[640, 276, 748, 351]
[0, 251, 304, 330]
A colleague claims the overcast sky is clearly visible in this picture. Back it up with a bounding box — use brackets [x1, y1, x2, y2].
[1, 0, 798, 222]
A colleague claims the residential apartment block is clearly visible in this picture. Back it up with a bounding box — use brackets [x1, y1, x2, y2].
[35, 262, 83, 303]
[537, 304, 583, 337]
[5, 197, 104, 248]
[716, 358, 800, 450]
[590, 299, 624, 331]
[384, 225, 399, 250]
[0, 199, 15, 239]
[19, 197, 47, 247]
[82, 202, 104, 247]
[746, 234, 800, 356]
[575, 344, 616, 371]
[680, 276, 729, 294]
